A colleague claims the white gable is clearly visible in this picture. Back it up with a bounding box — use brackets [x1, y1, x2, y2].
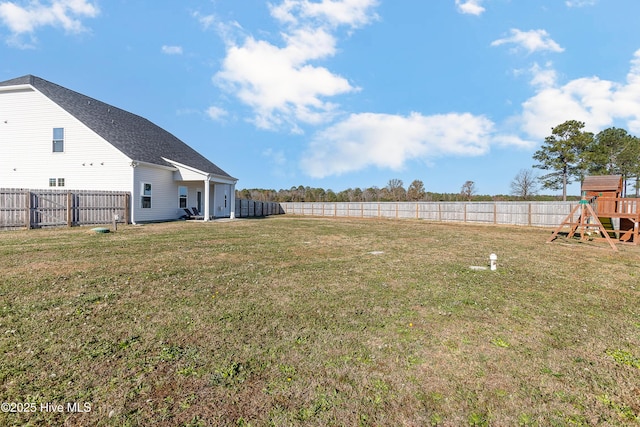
[0, 85, 133, 191]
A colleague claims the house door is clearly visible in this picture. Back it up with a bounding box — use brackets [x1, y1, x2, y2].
[196, 191, 202, 212]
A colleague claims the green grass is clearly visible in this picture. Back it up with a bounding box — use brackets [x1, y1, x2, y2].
[0, 217, 639, 426]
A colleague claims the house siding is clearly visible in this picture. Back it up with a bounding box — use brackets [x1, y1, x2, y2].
[132, 164, 182, 223]
[213, 183, 233, 217]
[0, 87, 132, 191]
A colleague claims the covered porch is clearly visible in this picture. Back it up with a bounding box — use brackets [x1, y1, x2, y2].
[166, 158, 238, 221]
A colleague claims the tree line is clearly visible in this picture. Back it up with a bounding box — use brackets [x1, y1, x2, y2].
[236, 179, 577, 203]
[237, 120, 640, 203]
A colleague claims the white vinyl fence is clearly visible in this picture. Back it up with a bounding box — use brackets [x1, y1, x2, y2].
[280, 201, 577, 228]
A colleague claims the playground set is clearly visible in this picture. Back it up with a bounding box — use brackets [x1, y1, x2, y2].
[547, 175, 640, 251]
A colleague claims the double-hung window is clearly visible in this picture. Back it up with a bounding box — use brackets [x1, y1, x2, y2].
[141, 183, 152, 208]
[52, 128, 64, 152]
[178, 186, 188, 208]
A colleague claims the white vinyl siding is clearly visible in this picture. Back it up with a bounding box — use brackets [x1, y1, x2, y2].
[131, 164, 181, 222]
[0, 87, 132, 191]
[213, 183, 233, 217]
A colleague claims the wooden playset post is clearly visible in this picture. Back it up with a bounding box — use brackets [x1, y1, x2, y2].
[547, 191, 618, 251]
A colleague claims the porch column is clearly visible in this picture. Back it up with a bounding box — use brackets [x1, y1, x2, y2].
[230, 182, 236, 219]
[204, 175, 211, 221]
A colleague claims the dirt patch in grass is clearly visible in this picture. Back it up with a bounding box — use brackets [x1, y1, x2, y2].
[0, 217, 639, 426]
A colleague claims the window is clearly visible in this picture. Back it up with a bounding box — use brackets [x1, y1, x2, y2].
[52, 128, 64, 152]
[141, 183, 152, 208]
[49, 178, 65, 187]
[178, 186, 188, 208]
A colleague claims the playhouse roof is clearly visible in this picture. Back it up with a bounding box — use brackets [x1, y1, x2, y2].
[582, 175, 623, 193]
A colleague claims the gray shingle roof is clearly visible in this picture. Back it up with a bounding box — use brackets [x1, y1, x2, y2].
[0, 75, 234, 179]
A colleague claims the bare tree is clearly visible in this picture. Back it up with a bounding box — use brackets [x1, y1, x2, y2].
[362, 186, 380, 202]
[386, 179, 406, 201]
[460, 180, 476, 201]
[510, 169, 539, 200]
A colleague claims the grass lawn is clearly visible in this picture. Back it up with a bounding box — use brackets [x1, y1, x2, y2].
[0, 216, 639, 426]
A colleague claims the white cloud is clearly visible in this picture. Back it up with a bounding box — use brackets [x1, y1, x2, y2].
[193, 11, 216, 30]
[161, 45, 183, 55]
[455, 0, 485, 16]
[270, 0, 379, 28]
[528, 62, 558, 89]
[0, 0, 98, 34]
[214, 34, 355, 131]
[518, 49, 640, 139]
[213, 0, 378, 132]
[565, 0, 596, 7]
[206, 106, 228, 121]
[300, 112, 502, 177]
[491, 29, 564, 54]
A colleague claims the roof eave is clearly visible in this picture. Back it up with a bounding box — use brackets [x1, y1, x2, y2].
[0, 84, 34, 93]
[131, 160, 177, 171]
[163, 157, 238, 183]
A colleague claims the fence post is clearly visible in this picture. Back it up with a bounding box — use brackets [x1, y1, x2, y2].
[528, 203, 532, 227]
[127, 193, 132, 224]
[67, 191, 73, 227]
[494, 203, 497, 224]
[25, 190, 31, 229]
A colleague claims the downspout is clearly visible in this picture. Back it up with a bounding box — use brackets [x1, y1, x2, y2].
[130, 161, 138, 224]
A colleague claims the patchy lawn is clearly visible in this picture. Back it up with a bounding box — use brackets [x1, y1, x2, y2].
[0, 217, 638, 426]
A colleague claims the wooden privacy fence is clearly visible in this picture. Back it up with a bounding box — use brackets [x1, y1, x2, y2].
[1, 189, 130, 230]
[235, 199, 284, 218]
[280, 201, 578, 228]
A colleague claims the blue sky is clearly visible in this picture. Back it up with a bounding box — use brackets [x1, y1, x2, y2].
[2, 0, 640, 195]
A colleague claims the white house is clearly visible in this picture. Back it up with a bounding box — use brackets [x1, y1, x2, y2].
[0, 75, 237, 223]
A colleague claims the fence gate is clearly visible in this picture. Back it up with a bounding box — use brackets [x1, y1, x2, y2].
[29, 191, 69, 227]
[1, 189, 130, 230]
